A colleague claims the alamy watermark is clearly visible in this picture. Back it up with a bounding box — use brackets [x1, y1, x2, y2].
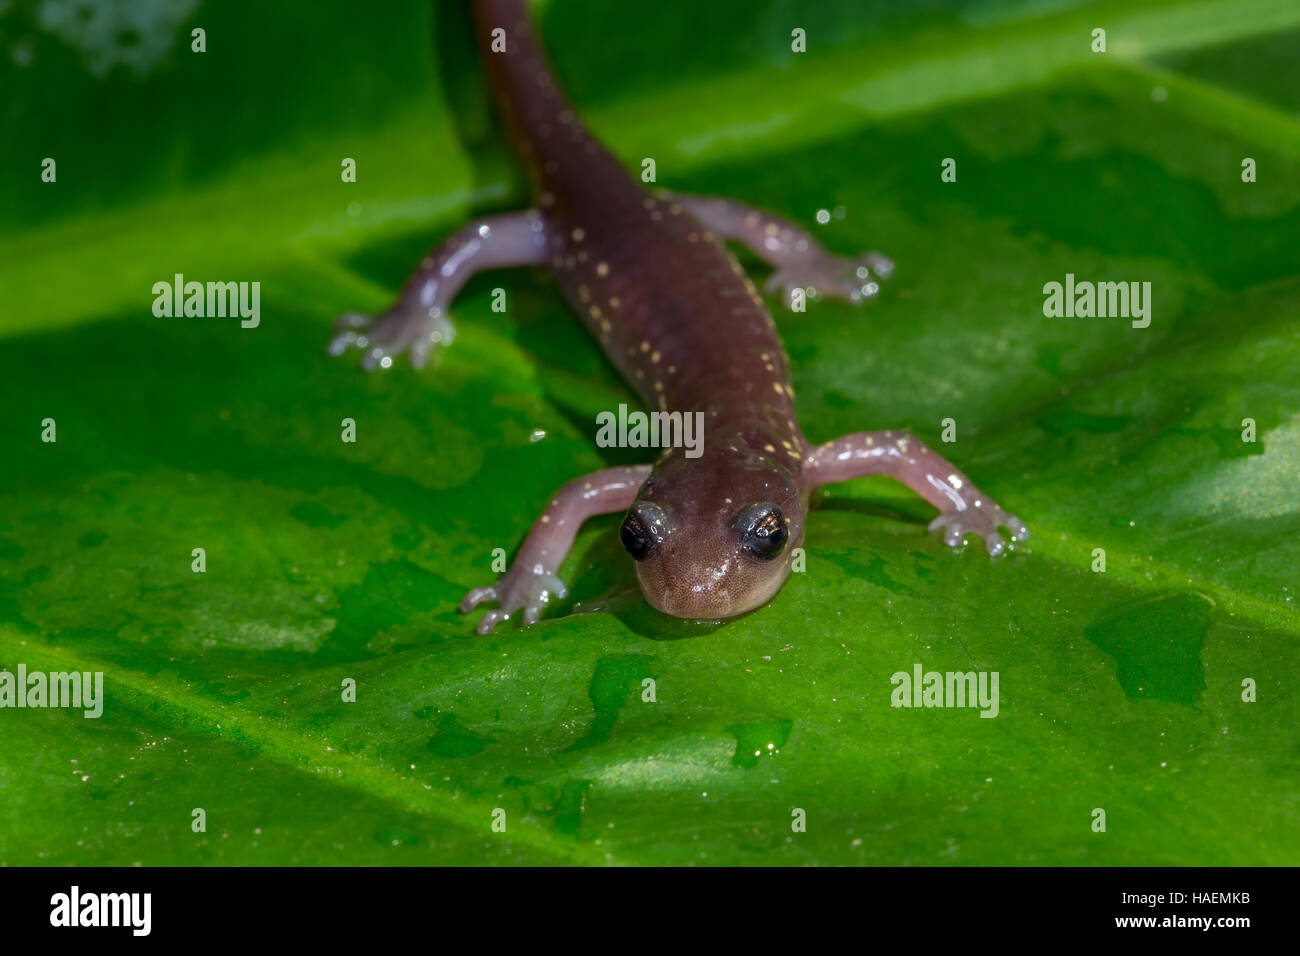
[1043, 273, 1151, 328]
[890, 663, 999, 718]
[152, 273, 260, 328]
[0, 665, 103, 718]
[595, 403, 705, 458]
[50, 886, 150, 936]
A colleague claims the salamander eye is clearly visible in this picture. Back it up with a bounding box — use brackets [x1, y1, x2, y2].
[734, 502, 788, 560]
[621, 502, 666, 561]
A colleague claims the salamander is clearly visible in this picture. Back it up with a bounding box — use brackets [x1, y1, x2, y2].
[329, 0, 1029, 634]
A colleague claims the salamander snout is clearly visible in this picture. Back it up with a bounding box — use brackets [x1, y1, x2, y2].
[619, 498, 799, 620]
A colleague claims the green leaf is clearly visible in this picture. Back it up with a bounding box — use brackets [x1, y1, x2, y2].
[2, 0, 1297, 865]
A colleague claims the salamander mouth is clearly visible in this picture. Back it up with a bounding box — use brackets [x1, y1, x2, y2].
[640, 561, 791, 620]
[651, 585, 731, 619]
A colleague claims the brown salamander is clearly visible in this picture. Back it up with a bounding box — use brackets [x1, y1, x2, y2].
[330, 0, 1028, 633]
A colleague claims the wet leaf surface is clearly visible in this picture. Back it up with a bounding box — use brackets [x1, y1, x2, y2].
[1, 0, 1297, 865]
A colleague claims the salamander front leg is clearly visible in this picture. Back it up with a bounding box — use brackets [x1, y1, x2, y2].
[806, 431, 1028, 556]
[460, 465, 651, 634]
[329, 209, 547, 370]
[667, 193, 893, 308]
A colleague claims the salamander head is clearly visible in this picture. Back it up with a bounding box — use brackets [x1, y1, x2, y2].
[620, 444, 804, 620]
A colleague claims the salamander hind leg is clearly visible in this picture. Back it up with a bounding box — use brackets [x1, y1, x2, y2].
[329, 209, 547, 370]
[668, 193, 893, 308]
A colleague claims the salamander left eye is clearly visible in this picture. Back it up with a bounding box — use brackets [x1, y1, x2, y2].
[734, 502, 788, 560]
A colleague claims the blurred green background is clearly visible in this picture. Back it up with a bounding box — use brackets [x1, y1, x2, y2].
[1, 0, 1297, 865]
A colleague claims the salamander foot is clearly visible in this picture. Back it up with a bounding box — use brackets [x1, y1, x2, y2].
[766, 250, 894, 308]
[928, 503, 1029, 558]
[327, 305, 456, 371]
[459, 567, 569, 635]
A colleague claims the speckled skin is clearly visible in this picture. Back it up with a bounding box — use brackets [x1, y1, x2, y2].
[331, 0, 1028, 633]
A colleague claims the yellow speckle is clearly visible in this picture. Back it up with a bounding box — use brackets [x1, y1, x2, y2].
[597, 262, 609, 277]
[764, 223, 779, 236]
[572, 227, 585, 242]
[640, 341, 650, 352]
[609, 296, 621, 308]
[651, 351, 661, 363]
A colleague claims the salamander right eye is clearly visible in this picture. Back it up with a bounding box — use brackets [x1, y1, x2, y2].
[620, 502, 666, 561]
